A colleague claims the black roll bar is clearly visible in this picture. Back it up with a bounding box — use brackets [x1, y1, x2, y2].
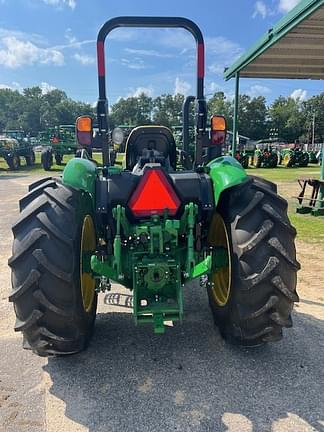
[96, 16, 207, 166]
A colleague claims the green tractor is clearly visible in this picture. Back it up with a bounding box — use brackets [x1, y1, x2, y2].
[39, 125, 77, 170]
[281, 147, 309, 167]
[233, 148, 255, 169]
[0, 130, 35, 170]
[308, 150, 318, 164]
[251, 146, 278, 168]
[9, 17, 299, 356]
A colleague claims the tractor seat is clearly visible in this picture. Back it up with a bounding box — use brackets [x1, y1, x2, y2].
[125, 126, 177, 172]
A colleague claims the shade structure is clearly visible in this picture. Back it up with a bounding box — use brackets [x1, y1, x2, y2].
[224, 0, 324, 81]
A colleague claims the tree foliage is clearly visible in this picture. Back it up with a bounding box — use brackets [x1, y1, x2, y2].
[0, 85, 323, 143]
[0, 86, 93, 135]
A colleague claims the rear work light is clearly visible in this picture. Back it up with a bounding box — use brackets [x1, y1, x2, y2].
[128, 169, 180, 217]
[211, 115, 227, 145]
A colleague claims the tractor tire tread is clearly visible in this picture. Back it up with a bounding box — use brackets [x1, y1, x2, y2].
[9, 179, 97, 356]
[208, 176, 299, 346]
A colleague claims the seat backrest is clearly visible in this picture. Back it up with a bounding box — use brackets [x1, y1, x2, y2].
[125, 126, 177, 171]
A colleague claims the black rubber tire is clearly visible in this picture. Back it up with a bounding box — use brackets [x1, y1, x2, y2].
[25, 150, 35, 166]
[241, 155, 249, 169]
[208, 176, 300, 346]
[269, 154, 278, 168]
[55, 154, 63, 165]
[7, 155, 21, 170]
[298, 153, 309, 167]
[8, 178, 97, 356]
[255, 155, 262, 168]
[41, 149, 53, 171]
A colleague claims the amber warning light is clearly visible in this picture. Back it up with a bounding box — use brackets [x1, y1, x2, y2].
[128, 169, 180, 217]
[76, 116, 93, 146]
[211, 115, 227, 145]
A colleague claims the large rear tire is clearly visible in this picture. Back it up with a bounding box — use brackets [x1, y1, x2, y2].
[8, 178, 97, 356]
[41, 149, 53, 171]
[25, 150, 35, 166]
[55, 154, 63, 165]
[208, 176, 300, 346]
[7, 154, 21, 170]
[298, 152, 309, 167]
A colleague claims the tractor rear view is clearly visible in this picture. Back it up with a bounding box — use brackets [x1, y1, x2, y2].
[0, 130, 35, 170]
[39, 125, 77, 170]
[9, 17, 299, 356]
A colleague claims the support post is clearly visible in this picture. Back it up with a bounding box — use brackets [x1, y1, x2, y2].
[232, 72, 240, 156]
[318, 145, 324, 209]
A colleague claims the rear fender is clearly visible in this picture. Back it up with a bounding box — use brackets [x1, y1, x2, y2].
[207, 156, 248, 206]
[62, 157, 98, 199]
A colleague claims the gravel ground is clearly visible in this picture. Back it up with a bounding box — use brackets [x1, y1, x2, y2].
[0, 174, 323, 432]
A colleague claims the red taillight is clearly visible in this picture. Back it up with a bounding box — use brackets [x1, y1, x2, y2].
[128, 169, 180, 217]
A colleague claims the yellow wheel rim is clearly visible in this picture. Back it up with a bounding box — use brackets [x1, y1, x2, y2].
[283, 154, 290, 166]
[253, 155, 259, 166]
[208, 213, 231, 307]
[80, 215, 96, 312]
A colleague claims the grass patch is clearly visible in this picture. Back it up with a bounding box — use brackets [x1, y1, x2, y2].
[288, 212, 324, 244]
[248, 165, 320, 183]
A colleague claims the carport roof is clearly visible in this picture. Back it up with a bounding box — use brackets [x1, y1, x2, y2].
[224, 0, 324, 80]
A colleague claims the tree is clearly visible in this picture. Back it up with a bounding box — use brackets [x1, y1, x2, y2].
[0, 89, 25, 131]
[302, 93, 324, 143]
[268, 96, 305, 142]
[110, 93, 153, 127]
[238, 95, 268, 140]
[153, 94, 185, 128]
[208, 92, 233, 130]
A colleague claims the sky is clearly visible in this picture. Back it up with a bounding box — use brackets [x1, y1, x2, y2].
[1, 0, 323, 107]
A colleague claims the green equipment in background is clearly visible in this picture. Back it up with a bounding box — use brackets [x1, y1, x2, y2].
[251, 145, 278, 168]
[9, 17, 299, 357]
[38, 124, 77, 170]
[281, 146, 309, 167]
[296, 146, 324, 216]
[0, 130, 35, 170]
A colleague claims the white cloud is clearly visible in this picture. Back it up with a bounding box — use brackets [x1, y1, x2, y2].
[128, 86, 154, 98]
[248, 84, 271, 97]
[41, 0, 76, 10]
[253, 1, 268, 18]
[291, 88, 308, 101]
[0, 36, 64, 68]
[0, 82, 18, 90]
[124, 48, 173, 58]
[121, 57, 147, 70]
[174, 77, 191, 96]
[207, 36, 243, 77]
[108, 29, 138, 42]
[0, 28, 46, 45]
[209, 64, 225, 76]
[278, 0, 301, 13]
[208, 82, 222, 94]
[65, 28, 77, 44]
[40, 81, 56, 94]
[73, 52, 95, 65]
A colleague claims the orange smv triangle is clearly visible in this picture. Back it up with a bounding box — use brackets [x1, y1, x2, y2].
[129, 169, 180, 217]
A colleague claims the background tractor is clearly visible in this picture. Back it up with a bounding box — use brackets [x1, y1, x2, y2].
[39, 124, 77, 170]
[9, 17, 299, 356]
[0, 130, 35, 170]
[251, 145, 278, 168]
[281, 146, 309, 167]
